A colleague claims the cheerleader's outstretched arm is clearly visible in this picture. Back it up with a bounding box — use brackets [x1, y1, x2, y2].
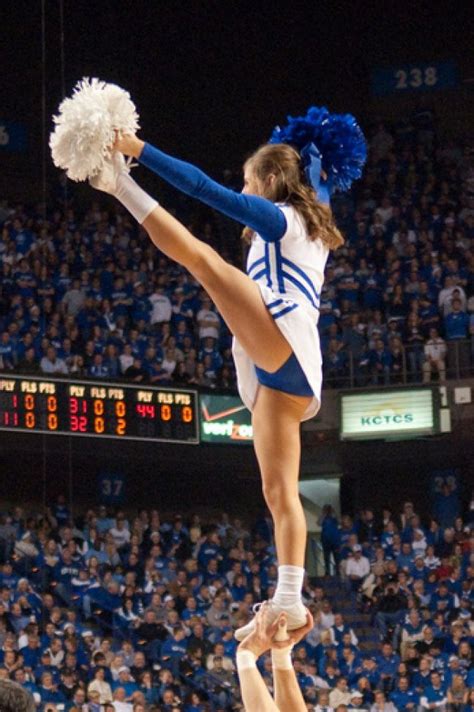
[116, 134, 287, 242]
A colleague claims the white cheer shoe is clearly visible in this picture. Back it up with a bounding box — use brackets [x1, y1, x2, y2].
[234, 599, 307, 641]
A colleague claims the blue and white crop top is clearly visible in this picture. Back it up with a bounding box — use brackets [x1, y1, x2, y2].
[246, 204, 327, 317]
[139, 143, 328, 314]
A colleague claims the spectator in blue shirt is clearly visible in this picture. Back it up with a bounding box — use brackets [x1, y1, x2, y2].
[197, 530, 223, 570]
[369, 339, 392, 385]
[444, 298, 470, 376]
[11, 218, 34, 255]
[362, 269, 384, 310]
[419, 671, 447, 712]
[38, 670, 67, 706]
[0, 331, 15, 368]
[161, 628, 188, 672]
[339, 646, 363, 685]
[390, 676, 419, 712]
[396, 542, 415, 571]
[19, 634, 42, 669]
[430, 582, 455, 613]
[324, 337, 347, 386]
[432, 483, 460, 529]
[131, 282, 152, 323]
[337, 263, 360, 305]
[410, 555, 428, 580]
[320, 505, 341, 576]
[111, 668, 138, 697]
[375, 642, 401, 691]
[89, 352, 109, 378]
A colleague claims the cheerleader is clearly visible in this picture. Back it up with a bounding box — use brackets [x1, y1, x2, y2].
[50, 81, 366, 641]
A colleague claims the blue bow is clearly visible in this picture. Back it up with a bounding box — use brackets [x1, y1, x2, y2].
[300, 142, 332, 206]
[318, 176, 332, 206]
[301, 142, 321, 191]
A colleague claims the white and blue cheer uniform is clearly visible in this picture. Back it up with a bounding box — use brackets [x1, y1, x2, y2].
[139, 143, 328, 420]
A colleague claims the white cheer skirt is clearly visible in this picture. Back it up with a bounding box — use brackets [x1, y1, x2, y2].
[232, 283, 322, 422]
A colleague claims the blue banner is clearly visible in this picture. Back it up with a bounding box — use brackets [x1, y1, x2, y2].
[372, 61, 458, 97]
[0, 121, 27, 152]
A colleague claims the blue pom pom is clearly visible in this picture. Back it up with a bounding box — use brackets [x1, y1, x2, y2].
[269, 105, 366, 192]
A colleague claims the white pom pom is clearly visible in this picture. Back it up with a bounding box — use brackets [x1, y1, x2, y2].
[49, 78, 140, 182]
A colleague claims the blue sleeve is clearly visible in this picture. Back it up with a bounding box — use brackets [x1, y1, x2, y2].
[139, 143, 287, 242]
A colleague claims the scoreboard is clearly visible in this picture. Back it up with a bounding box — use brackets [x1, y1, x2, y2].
[0, 376, 198, 444]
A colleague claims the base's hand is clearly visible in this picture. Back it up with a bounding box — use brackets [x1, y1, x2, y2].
[274, 614, 289, 642]
[272, 609, 314, 649]
[114, 133, 145, 159]
[237, 603, 283, 658]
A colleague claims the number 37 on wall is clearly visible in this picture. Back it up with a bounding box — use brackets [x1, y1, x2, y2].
[98, 473, 126, 504]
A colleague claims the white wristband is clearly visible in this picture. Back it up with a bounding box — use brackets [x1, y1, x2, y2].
[271, 645, 293, 670]
[236, 649, 257, 671]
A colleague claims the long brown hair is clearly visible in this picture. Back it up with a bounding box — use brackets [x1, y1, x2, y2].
[242, 143, 344, 250]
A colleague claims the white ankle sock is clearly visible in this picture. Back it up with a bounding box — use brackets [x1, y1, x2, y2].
[113, 172, 158, 224]
[272, 565, 305, 608]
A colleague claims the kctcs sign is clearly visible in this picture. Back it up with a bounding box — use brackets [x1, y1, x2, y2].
[360, 413, 414, 426]
[340, 388, 438, 441]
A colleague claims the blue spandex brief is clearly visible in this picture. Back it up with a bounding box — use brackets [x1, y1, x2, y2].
[255, 353, 313, 397]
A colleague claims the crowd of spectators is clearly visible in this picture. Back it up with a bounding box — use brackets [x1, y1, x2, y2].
[0, 481, 471, 711]
[322, 112, 474, 386]
[0, 191, 238, 391]
[0, 110, 473, 391]
[317, 487, 474, 712]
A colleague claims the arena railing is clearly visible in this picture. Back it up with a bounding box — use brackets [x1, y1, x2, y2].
[322, 337, 473, 389]
[1, 338, 472, 393]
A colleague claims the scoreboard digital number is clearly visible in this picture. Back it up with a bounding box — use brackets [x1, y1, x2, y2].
[0, 376, 199, 444]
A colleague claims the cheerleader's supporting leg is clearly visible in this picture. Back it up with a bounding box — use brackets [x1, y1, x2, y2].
[252, 385, 310, 569]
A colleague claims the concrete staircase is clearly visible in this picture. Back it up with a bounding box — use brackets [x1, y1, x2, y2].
[313, 576, 380, 657]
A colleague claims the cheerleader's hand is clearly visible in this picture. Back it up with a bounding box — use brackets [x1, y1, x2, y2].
[115, 132, 145, 159]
